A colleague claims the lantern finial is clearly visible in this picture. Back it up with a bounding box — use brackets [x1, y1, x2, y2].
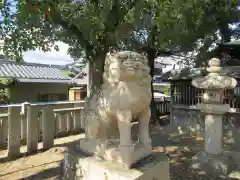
[206, 58, 222, 73]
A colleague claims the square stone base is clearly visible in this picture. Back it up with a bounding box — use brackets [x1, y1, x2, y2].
[76, 153, 169, 180]
[79, 139, 152, 168]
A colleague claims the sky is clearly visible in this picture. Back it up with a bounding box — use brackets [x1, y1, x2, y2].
[0, 39, 178, 72]
[22, 42, 179, 72]
[23, 42, 74, 65]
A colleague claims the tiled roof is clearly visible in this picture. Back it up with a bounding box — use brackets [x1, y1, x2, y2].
[224, 40, 240, 46]
[73, 65, 88, 85]
[64, 62, 87, 76]
[164, 66, 240, 81]
[0, 60, 75, 84]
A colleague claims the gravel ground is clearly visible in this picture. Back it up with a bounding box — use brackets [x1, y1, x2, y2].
[0, 125, 239, 180]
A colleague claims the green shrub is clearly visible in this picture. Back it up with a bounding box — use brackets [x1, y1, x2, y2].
[0, 88, 11, 104]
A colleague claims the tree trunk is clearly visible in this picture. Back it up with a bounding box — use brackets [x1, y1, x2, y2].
[146, 49, 158, 125]
[219, 21, 231, 43]
[88, 54, 106, 96]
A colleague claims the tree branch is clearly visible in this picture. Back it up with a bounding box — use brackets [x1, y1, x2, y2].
[25, 0, 93, 51]
[105, 0, 139, 40]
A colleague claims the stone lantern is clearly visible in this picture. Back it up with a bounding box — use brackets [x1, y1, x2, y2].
[191, 58, 237, 175]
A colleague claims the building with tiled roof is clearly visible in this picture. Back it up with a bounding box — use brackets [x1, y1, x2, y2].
[0, 60, 75, 84]
[0, 60, 87, 103]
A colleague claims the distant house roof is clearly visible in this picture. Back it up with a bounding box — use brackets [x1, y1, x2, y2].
[224, 40, 240, 46]
[155, 57, 174, 66]
[63, 62, 88, 85]
[0, 60, 77, 84]
[163, 66, 240, 81]
[72, 65, 88, 85]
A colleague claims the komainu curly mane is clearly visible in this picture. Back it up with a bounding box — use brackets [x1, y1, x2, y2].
[101, 51, 151, 113]
[85, 51, 152, 139]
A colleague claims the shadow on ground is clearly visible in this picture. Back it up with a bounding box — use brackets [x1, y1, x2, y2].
[0, 135, 81, 180]
[0, 125, 239, 180]
[20, 166, 62, 180]
[151, 125, 240, 180]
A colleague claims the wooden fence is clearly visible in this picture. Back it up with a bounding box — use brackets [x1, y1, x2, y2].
[0, 100, 169, 159]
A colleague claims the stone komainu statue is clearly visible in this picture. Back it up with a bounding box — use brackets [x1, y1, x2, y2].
[84, 51, 152, 158]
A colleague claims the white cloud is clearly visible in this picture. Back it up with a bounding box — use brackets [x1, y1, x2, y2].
[23, 42, 74, 65]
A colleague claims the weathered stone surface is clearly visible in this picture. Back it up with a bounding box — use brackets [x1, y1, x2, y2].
[190, 58, 239, 153]
[171, 108, 240, 151]
[63, 51, 171, 180]
[192, 58, 237, 90]
[63, 146, 83, 180]
[81, 51, 153, 168]
[188, 57, 240, 178]
[63, 149, 169, 180]
[79, 138, 152, 168]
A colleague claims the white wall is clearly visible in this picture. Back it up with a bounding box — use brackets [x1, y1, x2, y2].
[155, 57, 179, 73]
[0, 40, 3, 55]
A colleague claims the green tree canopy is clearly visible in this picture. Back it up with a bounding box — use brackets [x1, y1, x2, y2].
[1, 0, 150, 92]
[119, 0, 236, 123]
[192, 0, 240, 67]
[1, 0, 239, 124]
[1, 0, 239, 92]
[2, 0, 239, 75]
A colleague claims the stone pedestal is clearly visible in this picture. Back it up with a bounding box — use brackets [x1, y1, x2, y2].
[196, 103, 229, 155]
[79, 139, 152, 168]
[204, 114, 222, 155]
[63, 147, 169, 180]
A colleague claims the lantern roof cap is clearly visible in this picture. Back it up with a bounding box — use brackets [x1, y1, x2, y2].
[192, 58, 237, 90]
